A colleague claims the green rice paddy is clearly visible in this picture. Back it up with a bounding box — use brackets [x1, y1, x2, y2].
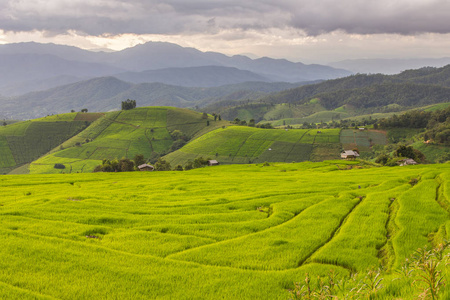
[0, 161, 448, 299]
[165, 127, 341, 166]
[28, 107, 224, 174]
[0, 113, 100, 174]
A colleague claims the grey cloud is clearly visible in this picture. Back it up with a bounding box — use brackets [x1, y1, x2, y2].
[1, 0, 450, 36]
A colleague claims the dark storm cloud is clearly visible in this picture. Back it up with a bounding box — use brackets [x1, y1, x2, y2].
[1, 0, 450, 36]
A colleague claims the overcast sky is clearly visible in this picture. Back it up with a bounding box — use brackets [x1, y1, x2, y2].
[1, 0, 450, 64]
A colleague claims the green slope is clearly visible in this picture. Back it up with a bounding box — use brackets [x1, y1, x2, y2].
[0, 112, 102, 174]
[164, 126, 342, 166]
[30, 107, 227, 174]
[208, 65, 450, 125]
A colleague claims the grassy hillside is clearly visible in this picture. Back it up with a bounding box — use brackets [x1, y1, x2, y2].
[0, 162, 448, 299]
[0, 112, 102, 174]
[165, 127, 341, 166]
[29, 107, 227, 174]
[207, 65, 450, 124]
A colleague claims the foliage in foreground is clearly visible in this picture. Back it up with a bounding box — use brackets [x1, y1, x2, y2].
[289, 243, 450, 300]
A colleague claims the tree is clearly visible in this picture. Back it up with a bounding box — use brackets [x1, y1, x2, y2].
[2, 122, 6, 126]
[71, 109, 75, 113]
[154, 158, 171, 171]
[184, 161, 194, 170]
[375, 154, 389, 165]
[81, 108, 88, 113]
[170, 130, 185, 140]
[193, 156, 208, 168]
[133, 154, 145, 167]
[202, 112, 208, 119]
[174, 164, 184, 171]
[119, 158, 134, 172]
[394, 145, 416, 159]
[121, 99, 136, 110]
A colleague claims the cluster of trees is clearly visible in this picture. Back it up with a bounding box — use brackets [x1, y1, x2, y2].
[153, 156, 212, 172]
[121, 99, 137, 110]
[231, 118, 274, 129]
[93, 154, 146, 172]
[94, 155, 211, 173]
[375, 145, 426, 166]
[379, 106, 450, 145]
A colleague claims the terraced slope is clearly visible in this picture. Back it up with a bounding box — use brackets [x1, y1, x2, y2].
[164, 127, 341, 166]
[30, 107, 227, 174]
[0, 162, 448, 299]
[0, 112, 102, 174]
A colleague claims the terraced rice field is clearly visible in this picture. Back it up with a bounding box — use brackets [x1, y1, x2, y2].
[165, 127, 341, 166]
[340, 129, 387, 151]
[29, 107, 223, 174]
[0, 113, 98, 174]
[0, 161, 448, 299]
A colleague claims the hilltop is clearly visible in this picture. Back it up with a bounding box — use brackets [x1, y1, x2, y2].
[28, 107, 227, 174]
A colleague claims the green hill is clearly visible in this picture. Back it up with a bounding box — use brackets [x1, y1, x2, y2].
[29, 107, 227, 174]
[208, 65, 450, 124]
[0, 112, 102, 174]
[164, 126, 342, 166]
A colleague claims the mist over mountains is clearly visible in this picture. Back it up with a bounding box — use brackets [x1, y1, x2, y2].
[329, 58, 450, 75]
[0, 41, 350, 97]
[2, 41, 450, 120]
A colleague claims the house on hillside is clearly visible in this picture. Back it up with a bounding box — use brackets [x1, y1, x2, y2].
[138, 164, 154, 171]
[398, 158, 418, 166]
[208, 160, 219, 166]
[341, 150, 360, 159]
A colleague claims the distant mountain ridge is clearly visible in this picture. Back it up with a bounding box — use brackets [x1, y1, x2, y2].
[329, 58, 450, 75]
[0, 77, 304, 119]
[114, 66, 271, 87]
[0, 41, 351, 96]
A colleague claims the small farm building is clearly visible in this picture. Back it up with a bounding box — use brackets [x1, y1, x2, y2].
[398, 159, 418, 166]
[341, 150, 360, 159]
[138, 164, 154, 171]
[208, 160, 220, 166]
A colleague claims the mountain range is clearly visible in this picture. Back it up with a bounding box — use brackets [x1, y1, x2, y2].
[328, 58, 450, 75]
[0, 77, 305, 119]
[0, 41, 351, 97]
